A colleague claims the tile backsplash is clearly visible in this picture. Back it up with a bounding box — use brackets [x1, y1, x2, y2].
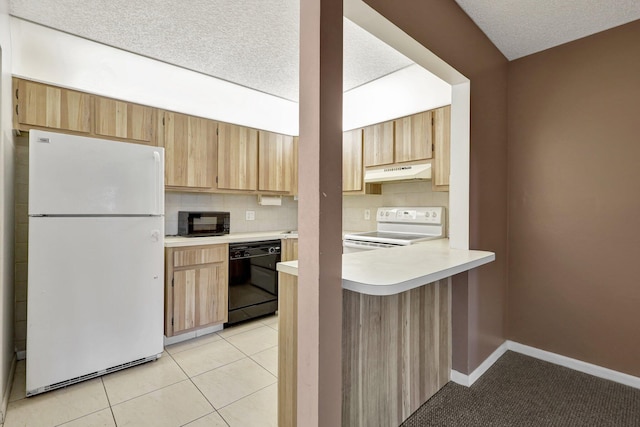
[342, 181, 449, 234]
[167, 181, 448, 236]
[165, 192, 298, 235]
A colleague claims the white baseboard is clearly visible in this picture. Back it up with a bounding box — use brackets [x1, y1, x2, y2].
[1, 354, 17, 423]
[451, 341, 508, 387]
[507, 341, 640, 390]
[451, 340, 640, 391]
[163, 324, 223, 346]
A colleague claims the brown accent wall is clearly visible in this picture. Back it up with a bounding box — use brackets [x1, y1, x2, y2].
[508, 20, 640, 376]
[364, 0, 509, 374]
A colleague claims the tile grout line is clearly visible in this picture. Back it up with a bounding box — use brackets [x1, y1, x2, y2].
[167, 349, 231, 427]
[215, 381, 278, 412]
[169, 342, 250, 379]
[166, 333, 225, 356]
[100, 377, 119, 427]
[167, 327, 277, 426]
[218, 326, 278, 359]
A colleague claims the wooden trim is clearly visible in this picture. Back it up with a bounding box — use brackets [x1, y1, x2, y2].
[277, 276, 452, 427]
[278, 272, 298, 427]
[432, 105, 451, 192]
[342, 279, 451, 426]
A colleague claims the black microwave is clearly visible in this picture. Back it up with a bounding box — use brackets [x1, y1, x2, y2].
[178, 211, 230, 237]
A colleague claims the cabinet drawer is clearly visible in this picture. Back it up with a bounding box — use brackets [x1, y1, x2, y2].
[174, 245, 227, 267]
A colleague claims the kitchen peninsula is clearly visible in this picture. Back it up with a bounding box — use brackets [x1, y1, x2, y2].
[277, 239, 495, 426]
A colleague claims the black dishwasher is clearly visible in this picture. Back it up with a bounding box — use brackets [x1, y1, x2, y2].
[226, 240, 281, 326]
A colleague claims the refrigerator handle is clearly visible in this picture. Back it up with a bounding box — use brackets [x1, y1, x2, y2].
[153, 151, 161, 214]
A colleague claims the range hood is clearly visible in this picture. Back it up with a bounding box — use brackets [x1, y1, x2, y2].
[364, 163, 432, 183]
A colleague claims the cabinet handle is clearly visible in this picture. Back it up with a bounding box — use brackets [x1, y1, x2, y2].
[15, 88, 18, 99]
[15, 105, 18, 116]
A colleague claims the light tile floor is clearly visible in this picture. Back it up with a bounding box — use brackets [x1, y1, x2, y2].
[3, 315, 279, 427]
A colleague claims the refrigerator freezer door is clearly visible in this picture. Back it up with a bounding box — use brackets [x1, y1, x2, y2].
[26, 216, 164, 394]
[29, 130, 164, 216]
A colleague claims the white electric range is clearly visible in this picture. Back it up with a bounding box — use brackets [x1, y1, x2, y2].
[343, 207, 445, 253]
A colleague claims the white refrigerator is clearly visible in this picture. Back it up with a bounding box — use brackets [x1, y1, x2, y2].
[27, 130, 165, 396]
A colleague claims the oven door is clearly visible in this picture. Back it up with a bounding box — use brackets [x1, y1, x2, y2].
[343, 240, 401, 253]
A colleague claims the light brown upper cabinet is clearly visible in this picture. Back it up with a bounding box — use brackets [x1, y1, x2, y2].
[363, 121, 394, 167]
[14, 78, 91, 134]
[217, 123, 259, 191]
[292, 136, 299, 196]
[432, 106, 451, 191]
[161, 111, 216, 189]
[395, 110, 433, 163]
[94, 97, 156, 145]
[343, 129, 363, 193]
[258, 131, 295, 193]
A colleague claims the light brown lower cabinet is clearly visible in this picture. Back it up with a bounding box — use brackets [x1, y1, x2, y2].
[165, 244, 228, 337]
[281, 238, 298, 262]
[278, 274, 451, 427]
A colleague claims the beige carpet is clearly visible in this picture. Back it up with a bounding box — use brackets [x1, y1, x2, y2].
[401, 351, 640, 426]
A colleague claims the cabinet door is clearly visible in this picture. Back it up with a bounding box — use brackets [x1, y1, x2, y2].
[95, 97, 155, 145]
[163, 112, 216, 188]
[292, 136, 299, 196]
[15, 79, 90, 133]
[172, 263, 227, 334]
[363, 121, 394, 167]
[258, 131, 295, 192]
[343, 129, 363, 192]
[433, 106, 451, 190]
[217, 123, 258, 190]
[395, 111, 433, 163]
[281, 238, 299, 262]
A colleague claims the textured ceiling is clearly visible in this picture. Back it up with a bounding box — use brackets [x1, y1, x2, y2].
[9, 0, 414, 101]
[454, 0, 640, 60]
[13, 1, 635, 98]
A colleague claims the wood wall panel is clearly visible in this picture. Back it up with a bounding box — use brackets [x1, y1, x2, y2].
[277, 273, 451, 427]
[278, 272, 298, 427]
[342, 279, 451, 427]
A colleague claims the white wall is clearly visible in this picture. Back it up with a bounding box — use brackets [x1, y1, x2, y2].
[0, 0, 15, 420]
[10, 18, 299, 136]
[343, 64, 451, 130]
[10, 17, 451, 136]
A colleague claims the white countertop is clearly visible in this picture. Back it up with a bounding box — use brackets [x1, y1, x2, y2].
[276, 239, 495, 296]
[164, 231, 297, 247]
